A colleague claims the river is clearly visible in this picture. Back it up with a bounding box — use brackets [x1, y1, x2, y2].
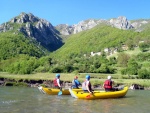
[0, 87, 150, 113]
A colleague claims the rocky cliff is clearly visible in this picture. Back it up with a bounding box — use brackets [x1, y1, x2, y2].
[0, 12, 150, 50]
[55, 16, 133, 35]
[55, 19, 108, 35]
[0, 12, 63, 52]
[56, 16, 150, 35]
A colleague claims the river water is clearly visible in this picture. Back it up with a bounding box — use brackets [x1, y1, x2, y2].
[0, 87, 150, 113]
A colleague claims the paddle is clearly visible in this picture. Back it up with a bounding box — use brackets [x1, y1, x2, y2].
[86, 94, 91, 98]
[38, 86, 46, 94]
[86, 92, 93, 98]
[58, 91, 62, 95]
[58, 87, 62, 96]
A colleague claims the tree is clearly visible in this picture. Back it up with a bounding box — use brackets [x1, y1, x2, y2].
[98, 64, 109, 73]
[117, 53, 130, 67]
[139, 42, 150, 52]
[109, 57, 117, 65]
[126, 59, 140, 75]
[138, 68, 150, 79]
[125, 39, 134, 50]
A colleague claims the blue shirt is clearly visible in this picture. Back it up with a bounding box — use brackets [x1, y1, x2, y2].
[72, 79, 81, 88]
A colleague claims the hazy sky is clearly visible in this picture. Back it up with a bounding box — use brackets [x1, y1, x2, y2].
[1, 0, 150, 26]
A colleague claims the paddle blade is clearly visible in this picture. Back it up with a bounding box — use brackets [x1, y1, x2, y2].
[58, 91, 62, 96]
[86, 93, 94, 98]
[38, 86, 46, 94]
[86, 94, 91, 98]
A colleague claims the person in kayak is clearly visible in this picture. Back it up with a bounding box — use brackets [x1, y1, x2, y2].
[53, 74, 62, 90]
[82, 74, 93, 94]
[71, 76, 81, 89]
[103, 75, 118, 91]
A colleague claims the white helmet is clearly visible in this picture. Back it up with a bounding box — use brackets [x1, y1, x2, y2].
[107, 75, 111, 80]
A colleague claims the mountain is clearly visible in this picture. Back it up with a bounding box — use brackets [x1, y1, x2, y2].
[131, 19, 150, 32]
[55, 16, 150, 36]
[51, 17, 150, 60]
[0, 12, 63, 52]
[0, 12, 150, 74]
[0, 13, 149, 61]
[51, 24, 141, 60]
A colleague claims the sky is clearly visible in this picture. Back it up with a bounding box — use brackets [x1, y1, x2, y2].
[1, 0, 150, 26]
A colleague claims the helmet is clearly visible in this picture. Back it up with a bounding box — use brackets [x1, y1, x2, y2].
[86, 75, 90, 80]
[107, 75, 111, 80]
[56, 74, 60, 78]
[74, 76, 78, 79]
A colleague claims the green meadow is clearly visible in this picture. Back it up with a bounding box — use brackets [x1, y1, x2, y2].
[0, 72, 150, 88]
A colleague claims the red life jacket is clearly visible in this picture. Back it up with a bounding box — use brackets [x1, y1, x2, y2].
[53, 78, 58, 86]
[104, 80, 112, 89]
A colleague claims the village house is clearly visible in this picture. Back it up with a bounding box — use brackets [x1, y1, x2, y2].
[90, 52, 101, 56]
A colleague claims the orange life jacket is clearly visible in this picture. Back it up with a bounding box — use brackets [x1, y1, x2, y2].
[104, 80, 112, 89]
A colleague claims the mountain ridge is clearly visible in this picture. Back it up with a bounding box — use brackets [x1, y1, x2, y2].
[0, 12, 150, 75]
[1, 12, 150, 37]
[0, 12, 150, 58]
[56, 17, 150, 35]
[0, 12, 63, 52]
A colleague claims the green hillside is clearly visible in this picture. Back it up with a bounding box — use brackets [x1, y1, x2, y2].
[50, 25, 142, 60]
[0, 23, 150, 77]
[0, 31, 47, 60]
[46, 24, 150, 78]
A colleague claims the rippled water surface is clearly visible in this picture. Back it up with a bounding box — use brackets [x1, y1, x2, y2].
[0, 87, 150, 113]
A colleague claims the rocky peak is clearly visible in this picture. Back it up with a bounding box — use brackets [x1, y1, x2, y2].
[109, 16, 133, 29]
[0, 12, 63, 52]
[55, 19, 108, 35]
[55, 24, 72, 35]
[56, 16, 133, 35]
[10, 12, 39, 23]
[35, 19, 54, 32]
[72, 19, 100, 34]
[131, 20, 149, 32]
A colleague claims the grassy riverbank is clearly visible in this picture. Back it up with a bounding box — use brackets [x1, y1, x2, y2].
[0, 72, 150, 87]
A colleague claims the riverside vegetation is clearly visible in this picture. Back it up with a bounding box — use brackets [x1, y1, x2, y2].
[0, 13, 150, 88]
[0, 72, 150, 89]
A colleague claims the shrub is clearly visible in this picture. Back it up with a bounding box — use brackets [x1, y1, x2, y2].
[50, 66, 63, 73]
[138, 68, 150, 79]
[121, 68, 127, 75]
[117, 53, 130, 67]
[139, 42, 150, 52]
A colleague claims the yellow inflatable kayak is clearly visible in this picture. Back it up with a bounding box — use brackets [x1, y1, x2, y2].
[69, 86, 128, 100]
[38, 86, 83, 95]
